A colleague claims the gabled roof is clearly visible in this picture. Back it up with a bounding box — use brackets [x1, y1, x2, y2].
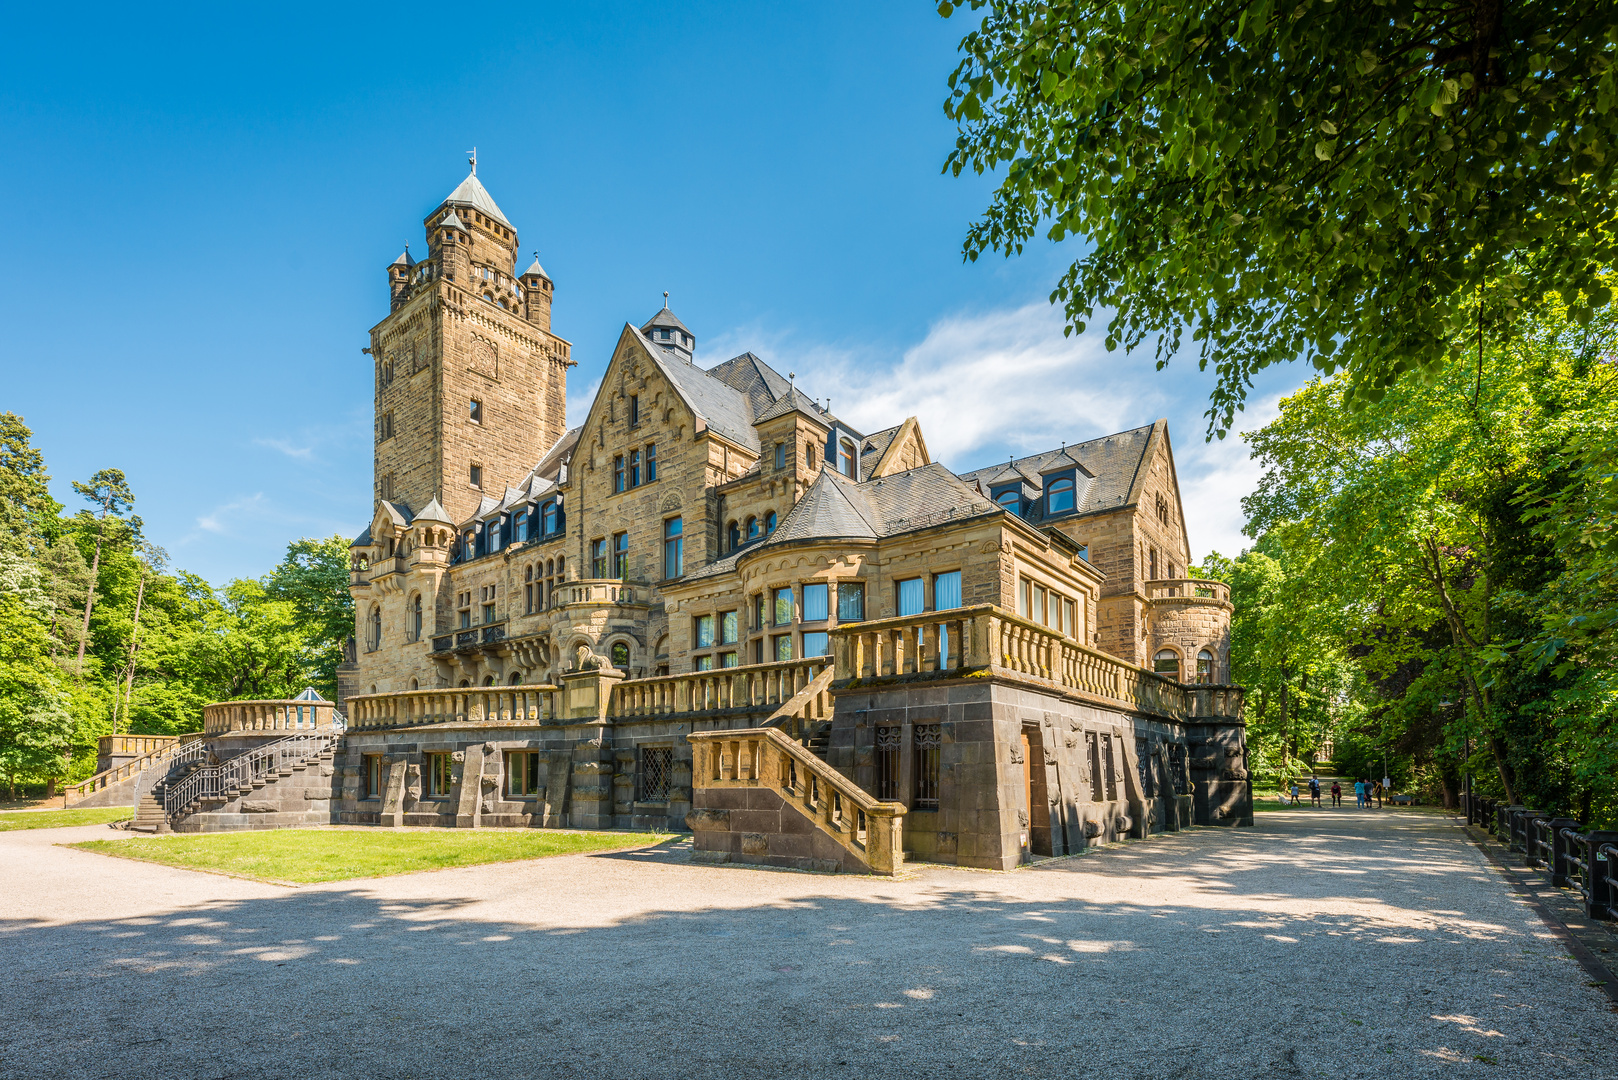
[957, 422, 1157, 515]
[533, 427, 581, 484]
[753, 386, 831, 427]
[441, 172, 512, 229]
[859, 425, 901, 479]
[379, 500, 413, 527]
[704, 351, 793, 421]
[982, 462, 1041, 488]
[1038, 447, 1088, 474]
[630, 325, 759, 451]
[413, 497, 454, 525]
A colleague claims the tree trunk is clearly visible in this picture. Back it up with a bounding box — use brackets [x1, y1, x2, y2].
[115, 568, 146, 736]
[76, 516, 107, 673]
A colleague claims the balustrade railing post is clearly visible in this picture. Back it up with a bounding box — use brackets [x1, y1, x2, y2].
[1548, 819, 1582, 887]
[1585, 832, 1618, 920]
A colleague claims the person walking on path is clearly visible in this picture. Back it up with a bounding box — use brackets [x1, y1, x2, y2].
[1310, 777, 1322, 807]
[1375, 782, 1385, 809]
[1331, 781, 1342, 807]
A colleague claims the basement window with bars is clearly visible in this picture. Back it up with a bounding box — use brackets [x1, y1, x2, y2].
[874, 726, 901, 800]
[913, 724, 941, 809]
[639, 746, 673, 802]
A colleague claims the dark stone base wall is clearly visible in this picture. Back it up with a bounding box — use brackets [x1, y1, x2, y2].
[688, 786, 869, 873]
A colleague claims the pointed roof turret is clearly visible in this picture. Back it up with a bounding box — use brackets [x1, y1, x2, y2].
[438, 209, 466, 232]
[640, 294, 696, 363]
[389, 247, 415, 269]
[522, 258, 549, 280]
[441, 171, 512, 229]
[753, 386, 830, 426]
[413, 496, 454, 526]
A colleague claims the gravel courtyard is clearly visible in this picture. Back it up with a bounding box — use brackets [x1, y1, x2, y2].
[2, 809, 1613, 1080]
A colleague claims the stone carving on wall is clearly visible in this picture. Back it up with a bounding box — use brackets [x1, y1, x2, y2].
[470, 336, 498, 379]
[661, 492, 681, 512]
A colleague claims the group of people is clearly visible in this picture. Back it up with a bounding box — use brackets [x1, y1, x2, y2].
[1285, 776, 1394, 808]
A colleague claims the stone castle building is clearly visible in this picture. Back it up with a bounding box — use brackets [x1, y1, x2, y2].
[72, 165, 1249, 869]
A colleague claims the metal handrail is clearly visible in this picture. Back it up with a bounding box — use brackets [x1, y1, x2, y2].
[162, 731, 339, 821]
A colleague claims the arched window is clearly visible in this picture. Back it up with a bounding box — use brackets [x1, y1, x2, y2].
[610, 641, 630, 669]
[1047, 477, 1076, 514]
[1196, 650, 1215, 684]
[460, 679, 471, 688]
[996, 490, 1021, 512]
[410, 594, 422, 642]
[556, 555, 565, 577]
[409, 678, 418, 690]
[525, 565, 533, 582]
[746, 516, 760, 540]
[839, 437, 857, 477]
[1153, 649, 1181, 679]
[728, 521, 741, 551]
[366, 605, 382, 652]
[483, 675, 496, 686]
[765, 510, 777, 534]
[510, 671, 524, 685]
[807, 444, 818, 468]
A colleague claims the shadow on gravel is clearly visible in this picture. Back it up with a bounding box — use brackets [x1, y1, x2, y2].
[0, 811, 1598, 1079]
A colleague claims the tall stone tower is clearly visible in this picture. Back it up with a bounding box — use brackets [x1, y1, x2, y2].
[369, 157, 573, 524]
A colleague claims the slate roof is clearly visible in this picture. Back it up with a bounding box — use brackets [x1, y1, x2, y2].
[753, 386, 831, 426]
[533, 427, 581, 483]
[389, 249, 414, 268]
[685, 463, 999, 581]
[414, 497, 454, 525]
[522, 258, 549, 280]
[858, 425, 901, 480]
[441, 172, 512, 229]
[438, 209, 466, 231]
[641, 306, 692, 337]
[350, 525, 372, 548]
[380, 500, 413, 527]
[704, 351, 793, 421]
[634, 326, 760, 451]
[957, 422, 1157, 520]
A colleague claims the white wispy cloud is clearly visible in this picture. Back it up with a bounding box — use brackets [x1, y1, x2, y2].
[194, 493, 271, 537]
[701, 300, 1297, 565]
[254, 436, 316, 461]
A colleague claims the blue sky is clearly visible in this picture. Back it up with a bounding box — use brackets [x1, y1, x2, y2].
[0, 2, 1308, 586]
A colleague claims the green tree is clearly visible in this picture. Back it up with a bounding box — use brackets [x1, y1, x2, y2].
[263, 535, 355, 698]
[0, 552, 72, 798]
[177, 579, 319, 702]
[941, 0, 1618, 433]
[69, 469, 136, 674]
[0, 413, 60, 557]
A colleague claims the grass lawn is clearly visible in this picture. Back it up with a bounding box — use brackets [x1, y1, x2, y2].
[0, 807, 133, 831]
[70, 828, 671, 883]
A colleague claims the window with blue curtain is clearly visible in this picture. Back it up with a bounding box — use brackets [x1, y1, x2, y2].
[838, 582, 864, 621]
[897, 578, 925, 616]
[933, 571, 961, 611]
[802, 631, 829, 658]
[802, 583, 828, 621]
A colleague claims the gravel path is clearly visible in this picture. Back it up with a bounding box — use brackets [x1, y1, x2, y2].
[2, 809, 1613, 1079]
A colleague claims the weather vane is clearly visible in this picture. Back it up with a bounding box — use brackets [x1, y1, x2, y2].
[467, 147, 478, 175]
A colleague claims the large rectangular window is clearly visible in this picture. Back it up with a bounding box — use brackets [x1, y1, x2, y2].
[506, 751, 541, 797]
[719, 651, 738, 668]
[425, 752, 454, 798]
[802, 631, 829, 658]
[613, 532, 629, 578]
[694, 614, 715, 649]
[613, 456, 626, 494]
[837, 582, 864, 622]
[720, 611, 738, 645]
[591, 538, 608, 579]
[897, 578, 925, 617]
[663, 517, 683, 578]
[773, 587, 794, 626]
[802, 582, 828, 622]
[774, 634, 793, 661]
[645, 443, 657, 482]
[695, 654, 714, 671]
[363, 755, 383, 800]
[933, 571, 961, 612]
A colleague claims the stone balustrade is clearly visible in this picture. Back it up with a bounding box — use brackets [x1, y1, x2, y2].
[688, 726, 907, 874]
[561, 579, 642, 606]
[1143, 577, 1231, 603]
[608, 657, 831, 719]
[345, 685, 562, 730]
[203, 699, 340, 735]
[65, 732, 203, 803]
[832, 604, 1224, 721]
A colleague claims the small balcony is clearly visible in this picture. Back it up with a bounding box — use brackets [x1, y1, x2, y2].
[1143, 578, 1231, 604]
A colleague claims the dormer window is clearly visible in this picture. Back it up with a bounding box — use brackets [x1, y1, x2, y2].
[838, 437, 857, 477]
[1047, 477, 1075, 513]
[996, 490, 1021, 513]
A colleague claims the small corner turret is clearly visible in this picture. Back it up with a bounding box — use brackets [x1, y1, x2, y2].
[641, 294, 695, 364]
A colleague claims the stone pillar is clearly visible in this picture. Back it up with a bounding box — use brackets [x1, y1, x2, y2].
[1187, 713, 1252, 827]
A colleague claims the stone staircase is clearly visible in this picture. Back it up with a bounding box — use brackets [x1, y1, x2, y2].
[158, 731, 342, 829]
[762, 666, 836, 760]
